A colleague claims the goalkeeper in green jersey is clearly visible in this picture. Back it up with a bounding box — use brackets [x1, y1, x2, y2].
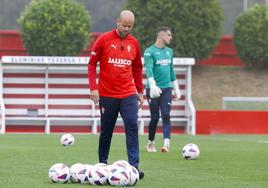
[144, 26, 181, 153]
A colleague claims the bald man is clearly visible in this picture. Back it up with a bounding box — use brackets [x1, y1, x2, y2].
[88, 10, 144, 179]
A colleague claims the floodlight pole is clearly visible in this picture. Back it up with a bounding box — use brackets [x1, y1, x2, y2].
[243, 0, 248, 11]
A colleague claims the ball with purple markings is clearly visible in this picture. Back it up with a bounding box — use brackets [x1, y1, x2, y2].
[48, 163, 70, 183]
[60, 133, 75, 146]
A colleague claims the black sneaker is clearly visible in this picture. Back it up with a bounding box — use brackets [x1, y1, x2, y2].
[138, 169, 144, 180]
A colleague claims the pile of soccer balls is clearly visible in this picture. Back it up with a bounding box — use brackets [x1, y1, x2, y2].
[50, 133, 200, 186]
[49, 134, 139, 186]
[48, 160, 139, 186]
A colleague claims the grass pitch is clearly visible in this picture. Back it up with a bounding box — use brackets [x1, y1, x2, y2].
[1, 134, 268, 188]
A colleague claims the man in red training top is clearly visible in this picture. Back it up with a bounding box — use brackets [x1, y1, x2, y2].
[88, 10, 144, 179]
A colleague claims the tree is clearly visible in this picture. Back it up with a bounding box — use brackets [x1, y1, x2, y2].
[125, 0, 224, 60]
[0, 0, 127, 31]
[18, 0, 91, 56]
[234, 4, 268, 68]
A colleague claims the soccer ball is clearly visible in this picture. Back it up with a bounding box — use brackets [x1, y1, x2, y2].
[94, 162, 107, 168]
[48, 163, 70, 183]
[113, 160, 139, 186]
[77, 164, 93, 184]
[128, 165, 139, 186]
[112, 160, 139, 186]
[182, 143, 200, 160]
[88, 166, 109, 185]
[108, 165, 130, 186]
[113, 160, 131, 170]
[60, 133, 75, 146]
[69, 163, 83, 183]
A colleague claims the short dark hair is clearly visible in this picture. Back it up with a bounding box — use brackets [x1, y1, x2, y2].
[157, 26, 171, 34]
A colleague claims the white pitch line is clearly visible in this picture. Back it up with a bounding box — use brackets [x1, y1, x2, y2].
[195, 136, 242, 142]
[220, 138, 241, 142]
[257, 140, 268, 144]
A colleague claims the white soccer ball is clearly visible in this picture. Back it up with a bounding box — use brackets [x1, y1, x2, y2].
[112, 160, 139, 186]
[128, 165, 139, 186]
[182, 143, 200, 160]
[113, 160, 131, 170]
[88, 166, 109, 185]
[94, 162, 107, 168]
[60, 133, 75, 146]
[108, 165, 130, 186]
[69, 163, 83, 183]
[48, 163, 70, 184]
[77, 164, 93, 184]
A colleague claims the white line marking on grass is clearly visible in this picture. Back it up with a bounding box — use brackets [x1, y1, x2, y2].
[220, 138, 241, 142]
[195, 136, 242, 142]
[257, 140, 268, 144]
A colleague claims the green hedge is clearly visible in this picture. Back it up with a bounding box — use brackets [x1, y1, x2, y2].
[234, 4, 268, 68]
[125, 0, 224, 60]
[18, 0, 91, 56]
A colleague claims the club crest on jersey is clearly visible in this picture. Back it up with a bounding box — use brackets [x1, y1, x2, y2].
[111, 44, 117, 49]
[108, 57, 132, 67]
[127, 45, 131, 52]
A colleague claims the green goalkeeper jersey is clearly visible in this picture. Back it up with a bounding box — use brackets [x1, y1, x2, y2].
[144, 44, 176, 88]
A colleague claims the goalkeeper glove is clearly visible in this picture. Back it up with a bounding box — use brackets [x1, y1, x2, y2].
[148, 77, 162, 98]
[172, 80, 181, 100]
